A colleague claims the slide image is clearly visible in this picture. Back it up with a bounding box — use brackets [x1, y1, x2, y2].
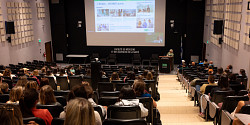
[110, 9, 123, 17]
[97, 9, 109, 17]
[97, 24, 109, 31]
[136, 18, 154, 28]
[137, 4, 154, 13]
[123, 9, 136, 17]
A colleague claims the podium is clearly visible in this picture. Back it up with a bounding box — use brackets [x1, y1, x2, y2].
[159, 56, 173, 73]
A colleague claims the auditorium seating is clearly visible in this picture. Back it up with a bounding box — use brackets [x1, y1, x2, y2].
[36, 104, 64, 118]
[103, 119, 147, 125]
[23, 117, 46, 125]
[107, 105, 141, 119]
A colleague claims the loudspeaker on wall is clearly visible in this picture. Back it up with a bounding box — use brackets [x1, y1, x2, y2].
[5, 21, 15, 34]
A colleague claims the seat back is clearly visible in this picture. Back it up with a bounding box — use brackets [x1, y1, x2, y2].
[69, 76, 82, 89]
[103, 119, 147, 125]
[0, 94, 9, 103]
[204, 85, 218, 95]
[238, 90, 248, 96]
[107, 105, 141, 119]
[115, 83, 130, 91]
[98, 97, 118, 106]
[211, 90, 235, 104]
[93, 105, 104, 121]
[27, 77, 37, 82]
[45, 76, 57, 90]
[56, 76, 69, 90]
[36, 104, 64, 118]
[23, 117, 46, 125]
[221, 95, 249, 113]
[100, 91, 120, 97]
[98, 82, 114, 93]
[51, 118, 64, 125]
[229, 84, 245, 95]
[239, 104, 250, 114]
[54, 90, 70, 99]
[137, 97, 153, 123]
[55, 96, 67, 107]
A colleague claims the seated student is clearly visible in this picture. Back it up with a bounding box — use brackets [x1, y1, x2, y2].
[25, 81, 38, 90]
[59, 69, 67, 77]
[0, 104, 23, 125]
[142, 70, 148, 79]
[16, 76, 28, 87]
[64, 98, 96, 125]
[199, 75, 217, 94]
[3, 68, 15, 79]
[39, 85, 61, 106]
[133, 80, 157, 108]
[232, 90, 250, 125]
[19, 88, 53, 125]
[210, 74, 232, 98]
[32, 69, 40, 85]
[45, 70, 56, 83]
[216, 67, 224, 76]
[118, 68, 124, 76]
[146, 72, 153, 80]
[7, 86, 23, 104]
[227, 64, 233, 73]
[110, 72, 120, 81]
[0, 82, 9, 94]
[115, 85, 148, 118]
[39, 78, 49, 89]
[124, 71, 136, 83]
[228, 74, 240, 85]
[60, 84, 102, 125]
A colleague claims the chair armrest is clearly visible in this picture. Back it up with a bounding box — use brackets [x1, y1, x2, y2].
[191, 87, 196, 97]
[209, 101, 219, 118]
[221, 110, 234, 125]
[201, 94, 210, 110]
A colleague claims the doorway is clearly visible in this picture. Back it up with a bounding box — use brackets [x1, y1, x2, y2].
[45, 41, 53, 62]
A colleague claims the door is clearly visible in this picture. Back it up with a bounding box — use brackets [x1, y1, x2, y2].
[45, 41, 53, 62]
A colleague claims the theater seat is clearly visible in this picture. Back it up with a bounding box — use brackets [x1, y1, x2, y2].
[103, 119, 147, 125]
[23, 117, 46, 125]
[36, 104, 64, 118]
[51, 118, 64, 125]
[107, 105, 141, 119]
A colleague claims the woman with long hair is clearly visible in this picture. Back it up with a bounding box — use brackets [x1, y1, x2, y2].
[7, 86, 23, 104]
[64, 98, 96, 125]
[39, 85, 61, 105]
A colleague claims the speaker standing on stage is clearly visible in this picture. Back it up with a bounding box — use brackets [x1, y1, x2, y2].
[166, 49, 174, 70]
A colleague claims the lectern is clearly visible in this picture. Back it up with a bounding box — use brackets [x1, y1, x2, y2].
[159, 56, 173, 73]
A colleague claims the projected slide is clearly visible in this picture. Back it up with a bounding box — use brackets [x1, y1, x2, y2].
[94, 0, 155, 32]
[85, 0, 166, 46]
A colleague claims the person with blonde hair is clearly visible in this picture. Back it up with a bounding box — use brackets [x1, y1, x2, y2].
[3, 68, 12, 78]
[25, 81, 38, 90]
[16, 76, 28, 87]
[64, 98, 96, 125]
[32, 69, 40, 85]
[7, 86, 23, 104]
[39, 85, 61, 105]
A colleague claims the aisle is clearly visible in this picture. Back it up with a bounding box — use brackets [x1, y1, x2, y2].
[157, 74, 213, 125]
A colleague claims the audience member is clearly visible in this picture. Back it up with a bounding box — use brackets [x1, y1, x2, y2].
[199, 75, 217, 94]
[59, 69, 67, 76]
[110, 72, 120, 81]
[133, 80, 157, 107]
[19, 88, 53, 125]
[0, 104, 23, 125]
[16, 76, 28, 87]
[142, 70, 148, 78]
[146, 72, 153, 80]
[32, 69, 40, 85]
[115, 85, 148, 117]
[39, 78, 49, 89]
[39, 85, 61, 106]
[25, 81, 38, 90]
[227, 65, 233, 73]
[60, 84, 103, 125]
[216, 67, 223, 76]
[64, 98, 96, 125]
[0, 82, 9, 94]
[228, 74, 240, 84]
[3, 68, 12, 78]
[7, 86, 23, 104]
[210, 75, 232, 98]
[45, 70, 56, 83]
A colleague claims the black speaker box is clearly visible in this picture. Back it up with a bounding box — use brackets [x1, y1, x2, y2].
[213, 20, 223, 35]
[219, 38, 223, 44]
[5, 21, 15, 34]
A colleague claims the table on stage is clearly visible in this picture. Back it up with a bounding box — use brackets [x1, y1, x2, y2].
[66, 54, 88, 64]
[235, 113, 250, 125]
[158, 56, 173, 73]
